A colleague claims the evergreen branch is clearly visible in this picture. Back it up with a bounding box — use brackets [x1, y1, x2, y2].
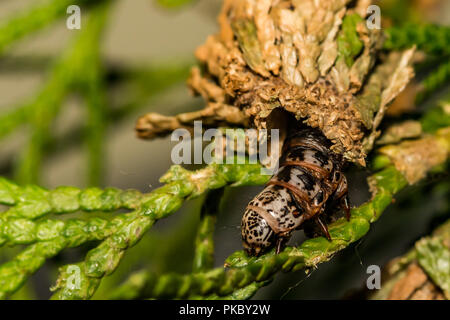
[47, 161, 268, 300]
[110, 128, 450, 299]
[118, 166, 407, 299]
[110, 271, 269, 300]
[338, 14, 364, 67]
[0, 0, 448, 301]
[192, 188, 224, 272]
[0, 216, 117, 248]
[416, 59, 450, 104]
[384, 24, 450, 55]
[101, 203, 201, 299]
[0, 239, 65, 300]
[1, 126, 447, 299]
[0, 180, 142, 299]
[0, 212, 134, 299]
[0, 177, 144, 220]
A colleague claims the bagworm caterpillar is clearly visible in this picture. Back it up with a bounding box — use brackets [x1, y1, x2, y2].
[241, 128, 350, 256]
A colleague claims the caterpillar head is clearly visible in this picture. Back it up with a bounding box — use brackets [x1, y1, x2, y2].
[241, 207, 276, 256]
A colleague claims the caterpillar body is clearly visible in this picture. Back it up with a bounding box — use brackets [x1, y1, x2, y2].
[241, 128, 350, 256]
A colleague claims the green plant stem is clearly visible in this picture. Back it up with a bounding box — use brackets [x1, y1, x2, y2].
[110, 163, 408, 299]
[0, 216, 121, 248]
[0, 240, 64, 299]
[0, 213, 138, 299]
[45, 161, 268, 299]
[113, 128, 450, 300]
[0, 181, 143, 300]
[1, 10, 448, 298]
[2, 130, 448, 299]
[50, 120, 449, 300]
[192, 188, 224, 272]
[0, 178, 143, 220]
[100, 201, 202, 299]
[0, 178, 142, 298]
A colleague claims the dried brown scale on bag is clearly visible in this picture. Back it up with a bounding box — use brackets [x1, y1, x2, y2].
[135, 103, 249, 139]
[187, 66, 226, 103]
[136, 0, 415, 166]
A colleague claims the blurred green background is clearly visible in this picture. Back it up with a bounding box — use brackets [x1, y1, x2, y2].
[0, 0, 448, 299]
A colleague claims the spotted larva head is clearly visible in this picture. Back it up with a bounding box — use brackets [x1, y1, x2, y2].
[241, 207, 276, 256]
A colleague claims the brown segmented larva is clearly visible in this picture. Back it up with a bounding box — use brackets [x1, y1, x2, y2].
[241, 127, 350, 256]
